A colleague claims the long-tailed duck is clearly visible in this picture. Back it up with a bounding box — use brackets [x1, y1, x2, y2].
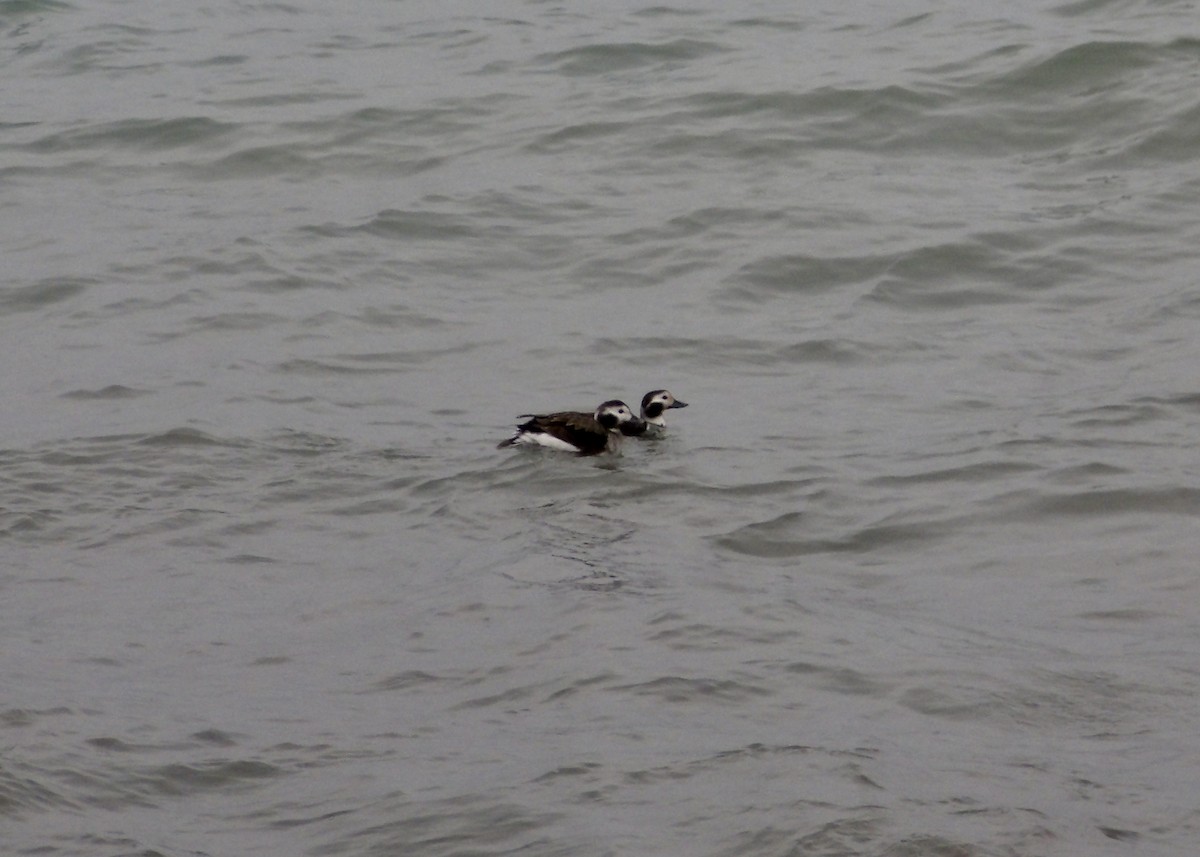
[621, 389, 688, 436]
[498, 399, 641, 455]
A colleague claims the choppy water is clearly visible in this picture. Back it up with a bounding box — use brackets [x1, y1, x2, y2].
[4, 1, 1200, 854]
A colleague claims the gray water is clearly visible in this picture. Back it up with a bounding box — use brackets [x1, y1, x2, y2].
[4, 1, 1200, 854]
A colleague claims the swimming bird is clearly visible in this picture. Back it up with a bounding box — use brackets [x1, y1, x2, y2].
[621, 389, 688, 436]
[498, 399, 641, 455]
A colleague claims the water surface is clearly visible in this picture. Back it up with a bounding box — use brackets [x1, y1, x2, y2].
[4, 1, 1200, 855]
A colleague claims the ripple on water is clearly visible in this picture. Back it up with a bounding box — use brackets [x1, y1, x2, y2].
[0, 278, 94, 313]
[712, 510, 952, 559]
[534, 38, 728, 76]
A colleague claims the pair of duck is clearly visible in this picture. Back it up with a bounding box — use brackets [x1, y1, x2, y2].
[499, 389, 688, 455]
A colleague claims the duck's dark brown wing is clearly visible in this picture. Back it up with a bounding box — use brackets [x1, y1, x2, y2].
[518, 410, 610, 455]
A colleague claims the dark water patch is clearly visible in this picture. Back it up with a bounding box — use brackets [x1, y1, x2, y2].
[369, 670, 444, 693]
[728, 253, 894, 298]
[192, 729, 238, 747]
[783, 662, 894, 697]
[311, 797, 558, 857]
[728, 16, 808, 32]
[594, 331, 925, 371]
[159, 252, 272, 279]
[72, 834, 170, 856]
[0, 279, 90, 313]
[1152, 287, 1200, 321]
[900, 669, 1142, 729]
[258, 472, 374, 508]
[24, 117, 235, 153]
[778, 337, 886, 366]
[268, 806, 358, 830]
[205, 88, 359, 110]
[185, 145, 316, 179]
[350, 306, 452, 329]
[53, 33, 162, 76]
[0, 0, 71, 19]
[531, 762, 603, 784]
[1051, 0, 1128, 16]
[591, 334, 778, 368]
[1099, 826, 1139, 841]
[491, 552, 626, 590]
[1025, 487, 1200, 518]
[664, 204, 803, 239]
[275, 343, 485, 378]
[136, 428, 243, 448]
[450, 678, 559, 711]
[570, 569, 626, 591]
[864, 248, 1080, 309]
[1064, 401, 1166, 428]
[898, 684, 1027, 724]
[622, 742, 856, 792]
[877, 835, 979, 857]
[359, 208, 481, 241]
[59, 385, 149, 401]
[732, 235, 1091, 311]
[865, 242, 1044, 310]
[85, 737, 195, 754]
[20, 753, 292, 819]
[1136, 392, 1200, 412]
[258, 457, 386, 506]
[264, 430, 349, 455]
[225, 553, 276, 564]
[185, 53, 249, 68]
[0, 509, 59, 535]
[179, 311, 289, 331]
[610, 675, 771, 704]
[326, 496, 409, 517]
[460, 189, 592, 229]
[650, 622, 803, 651]
[1045, 462, 1128, 485]
[649, 82, 1011, 159]
[631, 5, 704, 19]
[140, 760, 280, 796]
[0, 762, 79, 816]
[993, 40, 1160, 96]
[328, 105, 490, 140]
[713, 818, 876, 857]
[540, 673, 618, 704]
[274, 358, 398, 377]
[79, 509, 231, 551]
[651, 126, 812, 163]
[1, 707, 73, 728]
[526, 120, 627, 152]
[916, 40, 1200, 162]
[869, 461, 1041, 487]
[714, 510, 953, 559]
[1116, 98, 1200, 163]
[535, 39, 725, 76]
[679, 85, 938, 123]
[1078, 608, 1165, 621]
[604, 475, 817, 509]
[80, 655, 122, 667]
[567, 254, 663, 289]
[0, 431, 289, 546]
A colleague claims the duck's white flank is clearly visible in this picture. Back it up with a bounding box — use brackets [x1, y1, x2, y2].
[508, 432, 584, 452]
